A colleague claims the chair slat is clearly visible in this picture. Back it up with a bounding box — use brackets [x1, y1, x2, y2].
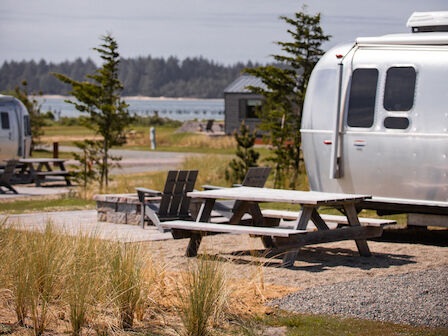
[179, 170, 198, 216]
[168, 170, 188, 216]
[232, 167, 272, 211]
[158, 170, 179, 216]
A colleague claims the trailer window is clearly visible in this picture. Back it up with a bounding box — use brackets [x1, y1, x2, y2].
[24, 115, 31, 136]
[1, 112, 10, 130]
[384, 117, 409, 129]
[384, 67, 416, 111]
[347, 68, 378, 128]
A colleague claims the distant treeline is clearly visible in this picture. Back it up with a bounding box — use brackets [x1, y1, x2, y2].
[0, 56, 259, 98]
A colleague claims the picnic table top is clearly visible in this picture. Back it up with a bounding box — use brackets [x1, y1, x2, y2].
[19, 158, 67, 164]
[188, 186, 371, 205]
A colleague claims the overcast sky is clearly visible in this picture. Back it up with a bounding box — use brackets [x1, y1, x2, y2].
[1, 0, 447, 65]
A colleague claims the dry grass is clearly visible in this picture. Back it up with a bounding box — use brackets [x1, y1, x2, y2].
[0, 223, 164, 335]
[2, 222, 288, 335]
[173, 256, 228, 336]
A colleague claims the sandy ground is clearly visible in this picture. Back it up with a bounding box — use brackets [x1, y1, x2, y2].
[145, 232, 448, 290]
[1, 209, 447, 333]
[2, 209, 446, 289]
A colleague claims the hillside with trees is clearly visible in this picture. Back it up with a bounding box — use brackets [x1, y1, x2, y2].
[0, 56, 258, 98]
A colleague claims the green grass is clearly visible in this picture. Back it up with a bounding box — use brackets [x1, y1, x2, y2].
[234, 311, 448, 336]
[0, 198, 95, 214]
[31, 149, 74, 159]
[39, 124, 259, 155]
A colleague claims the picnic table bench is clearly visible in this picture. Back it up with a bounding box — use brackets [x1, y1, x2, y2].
[159, 187, 396, 268]
[18, 158, 72, 187]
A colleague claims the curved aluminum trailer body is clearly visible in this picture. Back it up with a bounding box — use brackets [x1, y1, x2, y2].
[301, 13, 448, 219]
[0, 95, 31, 160]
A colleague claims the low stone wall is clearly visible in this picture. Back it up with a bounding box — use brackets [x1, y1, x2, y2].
[93, 193, 160, 225]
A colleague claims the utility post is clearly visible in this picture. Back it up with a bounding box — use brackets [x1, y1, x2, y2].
[149, 127, 156, 150]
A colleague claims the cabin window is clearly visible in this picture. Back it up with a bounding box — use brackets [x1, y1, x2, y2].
[1, 112, 10, 130]
[384, 117, 409, 130]
[384, 67, 416, 111]
[347, 68, 378, 128]
[24, 115, 31, 136]
[239, 99, 261, 119]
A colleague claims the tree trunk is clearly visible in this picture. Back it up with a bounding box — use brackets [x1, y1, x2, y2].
[103, 139, 108, 189]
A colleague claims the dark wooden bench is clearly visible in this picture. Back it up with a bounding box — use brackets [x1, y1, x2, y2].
[0, 159, 19, 194]
[18, 158, 72, 187]
[159, 219, 387, 265]
[261, 209, 395, 227]
[36, 171, 70, 177]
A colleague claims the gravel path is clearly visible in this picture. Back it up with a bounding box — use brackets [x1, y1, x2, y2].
[270, 266, 448, 328]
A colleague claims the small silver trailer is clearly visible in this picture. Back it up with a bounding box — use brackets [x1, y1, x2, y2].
[301, 12, 448, 226]
[0, 95, 31, 160]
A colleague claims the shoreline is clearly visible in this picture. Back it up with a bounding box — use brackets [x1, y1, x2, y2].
[37, 94, 223, 101]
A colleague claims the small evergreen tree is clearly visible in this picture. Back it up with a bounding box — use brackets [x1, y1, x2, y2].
[8, 80, 47, 154]
[225, 121, 259, 184]
[53, 34, 133, 189]
[71, 140, 102, 197]
[245, 7, 330, 188]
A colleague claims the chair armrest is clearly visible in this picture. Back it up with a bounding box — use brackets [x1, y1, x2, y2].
[136, 187, 162, 202]
[201, 184, 224, 191]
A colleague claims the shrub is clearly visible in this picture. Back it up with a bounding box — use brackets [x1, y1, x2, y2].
[176, 256, 229, 336]
[106, 242, 148, 329]
[64, 234, 106, 336]
[27, 224, 68, 335]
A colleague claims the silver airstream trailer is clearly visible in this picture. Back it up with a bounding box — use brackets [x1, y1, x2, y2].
[0, 95, 31, 160]
[301, 12, 448, 226]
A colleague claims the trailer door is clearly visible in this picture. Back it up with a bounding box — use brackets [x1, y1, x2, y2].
[0, 104, 19, 159]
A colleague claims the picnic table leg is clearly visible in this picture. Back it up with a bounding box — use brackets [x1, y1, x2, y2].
[186, 233, 202, 257]
[292, 205, 313, 230]
[28, 164, 40, 187]
[186, 199, 215, 257]
[283, 205, 315, 267]
[310, 208, 330, 230]
[58, 162, 72, 186]
[344, 203, 372, 257]
[229, 201, 251, 225]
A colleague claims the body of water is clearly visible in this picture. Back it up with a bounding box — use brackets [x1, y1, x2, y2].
[36, 96, 224, 121]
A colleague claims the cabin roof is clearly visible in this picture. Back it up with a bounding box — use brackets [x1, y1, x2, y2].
[356, 32, 448, 46]
[224, 75, 267, 94]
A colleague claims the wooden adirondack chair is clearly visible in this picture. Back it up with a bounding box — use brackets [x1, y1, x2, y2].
[202, 166, 272, 220]
[136, 170, 198, 232]
[0, 159, 19, 194]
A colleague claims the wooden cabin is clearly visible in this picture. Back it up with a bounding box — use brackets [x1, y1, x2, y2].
[223, 75, 266, 135]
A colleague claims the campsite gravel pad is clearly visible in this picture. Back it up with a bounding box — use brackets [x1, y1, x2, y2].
[270, 266, 448, 328]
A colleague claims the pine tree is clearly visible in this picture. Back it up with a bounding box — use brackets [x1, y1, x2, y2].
[225, 121, 260, 184]
[53, 34, 133, 189]
[245, 7, 330, 188]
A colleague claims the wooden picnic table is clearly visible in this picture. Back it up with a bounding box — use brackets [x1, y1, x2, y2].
[161, 186, 389, 267]
[18, 158, 72, 187]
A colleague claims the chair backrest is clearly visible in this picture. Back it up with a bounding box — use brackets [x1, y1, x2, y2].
[158, 170, 198, 219]
[205, 119, 214, 132]
[232, 167, 271, 212]
[242, 167, 272, 187]
[0, 159, 18, 184]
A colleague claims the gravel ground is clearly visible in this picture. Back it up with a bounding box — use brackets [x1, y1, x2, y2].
[270, 266, 448, 328]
